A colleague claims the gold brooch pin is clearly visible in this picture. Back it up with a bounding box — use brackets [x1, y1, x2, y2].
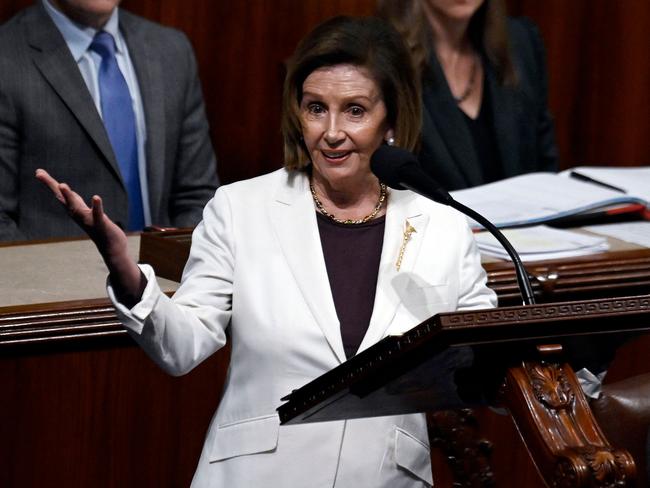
[396, 220, 416, 271]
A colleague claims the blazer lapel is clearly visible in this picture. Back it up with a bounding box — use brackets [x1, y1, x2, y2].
[486, 64, 520, 178]
[422, 57, 483, 187]
[269, 172, 346, 364]
[120, 12, 166, 218]
[358, 190, 428, 352]
[26, 5, 121, 181]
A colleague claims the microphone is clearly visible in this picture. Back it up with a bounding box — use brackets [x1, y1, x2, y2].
[371, 145, 536, 305]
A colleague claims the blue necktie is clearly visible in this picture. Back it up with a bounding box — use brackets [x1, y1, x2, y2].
[90, 31, 144, 231]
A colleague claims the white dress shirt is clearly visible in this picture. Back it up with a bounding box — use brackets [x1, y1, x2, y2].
[42, 0, 152, 225]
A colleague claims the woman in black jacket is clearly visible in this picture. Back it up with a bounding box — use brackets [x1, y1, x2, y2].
[379, 0, 559, 190]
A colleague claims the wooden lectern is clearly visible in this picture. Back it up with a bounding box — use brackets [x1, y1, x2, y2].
[278, 295, 650, 487]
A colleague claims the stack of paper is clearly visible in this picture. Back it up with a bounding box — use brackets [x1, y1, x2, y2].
[560, 166, 650, 202]
[449, 169, 649, 229]
[475, 225, 610, 262]
[584, 222, 650, 248]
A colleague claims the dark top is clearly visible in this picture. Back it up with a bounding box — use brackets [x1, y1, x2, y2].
[316, 212, 385, 359]
[460, 80, 503, 184]
[418, 17, 559, 191]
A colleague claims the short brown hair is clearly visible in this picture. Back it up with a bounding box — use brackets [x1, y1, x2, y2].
[281, 16, 421, 170]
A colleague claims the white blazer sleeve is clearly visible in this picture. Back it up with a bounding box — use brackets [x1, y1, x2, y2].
[108, 188, 234, 376]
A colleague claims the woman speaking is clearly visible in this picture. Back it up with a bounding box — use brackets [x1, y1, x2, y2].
[37, 15, 496, 488]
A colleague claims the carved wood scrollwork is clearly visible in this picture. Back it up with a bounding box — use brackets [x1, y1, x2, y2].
[528, 363, 574, 410]
[503, 361, 636, 487]
[427, 409, 495, 488]
[554, 446, 632, 488]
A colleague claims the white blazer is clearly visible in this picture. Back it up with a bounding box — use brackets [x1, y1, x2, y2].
[110, 168, 497, 488]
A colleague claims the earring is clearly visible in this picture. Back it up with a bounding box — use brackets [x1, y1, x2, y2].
[386, 136, 395, 146]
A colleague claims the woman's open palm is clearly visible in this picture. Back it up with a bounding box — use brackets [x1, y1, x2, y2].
[35, 169, 128, 261]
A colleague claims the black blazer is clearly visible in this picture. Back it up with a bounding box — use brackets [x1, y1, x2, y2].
[418, 17, 558, 191]
[0, 4, 219, 241]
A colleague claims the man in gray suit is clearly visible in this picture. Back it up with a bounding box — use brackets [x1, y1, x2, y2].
[0, 0, 219, 241]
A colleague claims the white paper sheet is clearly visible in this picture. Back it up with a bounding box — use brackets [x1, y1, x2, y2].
[475, 225, 610, 261]
[450, 172, 644, 228]
[561, 166, 650, 202]
[584, 222, 650, 248]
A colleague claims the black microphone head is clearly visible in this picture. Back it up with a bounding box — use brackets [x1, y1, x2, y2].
[370, 145, 453, 204]
[370, 145, 418, 190]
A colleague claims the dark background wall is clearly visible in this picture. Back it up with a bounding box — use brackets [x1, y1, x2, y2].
[2, 0, 648, 184]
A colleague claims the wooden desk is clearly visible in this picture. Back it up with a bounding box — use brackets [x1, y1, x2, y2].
[0, 237, 227, 488]
[1, 232, 648, 487]
[139, 228, 650, 307]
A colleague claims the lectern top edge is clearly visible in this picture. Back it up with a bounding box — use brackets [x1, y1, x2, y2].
[278, 295, 650, 425]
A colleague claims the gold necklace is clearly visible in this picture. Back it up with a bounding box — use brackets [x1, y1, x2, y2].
[310, 181, 387, 225]
[454, 54, 478, 104]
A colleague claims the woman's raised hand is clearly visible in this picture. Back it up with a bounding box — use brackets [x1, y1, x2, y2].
[35, 169, 128, 258]
[36, 169, 146, 306]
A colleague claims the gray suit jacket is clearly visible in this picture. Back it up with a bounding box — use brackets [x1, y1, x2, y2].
[419, 17, 558, 191]
[0, 3, 219, 241]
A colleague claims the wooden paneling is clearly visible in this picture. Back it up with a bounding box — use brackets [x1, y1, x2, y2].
[0, 337, 229, 487]
[506, 0, 650, 168]
[120, 0, 377, 184]
[1, 2, 649, 486]
[2, 1, 648, 181]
